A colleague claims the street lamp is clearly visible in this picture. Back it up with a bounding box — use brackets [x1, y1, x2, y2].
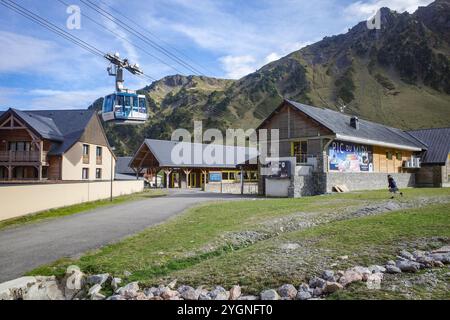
[110, 146, 116, 202]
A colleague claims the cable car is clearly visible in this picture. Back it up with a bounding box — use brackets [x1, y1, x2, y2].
[101, 92, 148, 124]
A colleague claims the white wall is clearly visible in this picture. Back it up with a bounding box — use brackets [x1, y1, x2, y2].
[62, 142, 115, 181]
[0, 180, 144, 221]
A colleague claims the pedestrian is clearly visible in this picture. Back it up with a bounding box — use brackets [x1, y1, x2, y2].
[387, 175, 403, 199]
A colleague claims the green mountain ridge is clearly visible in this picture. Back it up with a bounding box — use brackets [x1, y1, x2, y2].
[93, 0, 450, 156]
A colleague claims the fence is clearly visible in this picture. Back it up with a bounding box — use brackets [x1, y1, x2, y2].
[0, 180, 144, 221]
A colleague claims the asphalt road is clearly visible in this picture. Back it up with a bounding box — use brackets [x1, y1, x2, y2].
[0, 190, 251, 282]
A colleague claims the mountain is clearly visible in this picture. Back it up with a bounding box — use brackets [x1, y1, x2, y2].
[93, 0, 450, 156]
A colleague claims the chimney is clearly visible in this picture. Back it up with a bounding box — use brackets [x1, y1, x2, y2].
[350, 116, 359, 130]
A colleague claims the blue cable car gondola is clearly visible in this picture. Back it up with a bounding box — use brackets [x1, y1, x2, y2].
[101, 52, 149, 125]
[102, 92, 148, 124]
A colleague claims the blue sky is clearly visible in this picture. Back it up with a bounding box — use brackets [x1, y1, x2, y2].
[0, 0, 433, 110]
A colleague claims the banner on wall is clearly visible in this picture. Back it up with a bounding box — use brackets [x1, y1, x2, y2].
[328, 140, 373, 172]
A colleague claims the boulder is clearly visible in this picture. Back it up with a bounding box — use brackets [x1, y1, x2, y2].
[339, 270, 363, 286]
[160, 287, 180, 300]
[309, 277, 326, 289]
[116, 282, 139, 297]
[260, 289, 280, 300]
[229, 285, 242, 300]
[87, 274, 109, 286]
[22, 277, 65, 300]
[366, 273, 383, 290]
[208, 286, 229, 300]
[323, 282, 343, 294]
[396, 260, 420, 273]
[368, 265, 386, 274]
[88, 284, 102, 296]
[179, 286, 200, 300]
[431, 246, 450, 254]
[351, 266, 371, 281]
[386, 260, 396, 266]
[385, 265, 402, 274]
[198, 293, 212, 300]
[296, 290, 312, 300]
[111, 277, 122, 291]
[321, 270, 336, 282]
[312, 287, 323, 297]
[0, 276, 37, 300]
[64, 266, 85, 300]
[415, 255, 434, 268]
[238, 295, 259, 300]
[91, 292, 106, 300]
[399, 250, 415, 261]
[277, 284, 297, 299]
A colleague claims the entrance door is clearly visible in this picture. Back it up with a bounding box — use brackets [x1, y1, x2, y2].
[189, 172, 197, 188]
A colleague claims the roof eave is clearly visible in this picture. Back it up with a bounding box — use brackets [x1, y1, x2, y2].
[335, 134, 423, 151]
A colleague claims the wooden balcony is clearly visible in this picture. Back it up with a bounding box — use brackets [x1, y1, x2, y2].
[0, 150, 48, 164]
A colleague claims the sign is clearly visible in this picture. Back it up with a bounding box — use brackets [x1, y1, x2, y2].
[268, 161, 291, 178]
[209, 172, 222, 182]
[329, 141, 373, 172]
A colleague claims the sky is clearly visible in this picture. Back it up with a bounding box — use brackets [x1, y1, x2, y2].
[0, 0, 434, 110]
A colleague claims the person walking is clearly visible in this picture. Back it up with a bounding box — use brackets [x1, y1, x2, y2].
[387, 175, 403, 199]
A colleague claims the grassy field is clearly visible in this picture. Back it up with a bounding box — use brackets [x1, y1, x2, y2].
[29, 188, 450, 299]
[0, 188, 166, 231]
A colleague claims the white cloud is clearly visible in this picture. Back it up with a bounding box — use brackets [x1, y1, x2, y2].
[344, 0, 434, 19]
[219, 55, 257, 79]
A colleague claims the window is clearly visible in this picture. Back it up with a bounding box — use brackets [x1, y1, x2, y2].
[292, 141, 308, 163]
[386, 151, 393, 160]
[139, 98, 146, 113]
[222, 172, 228, 180]
[82, 168, 89, 180]
[229, 172, 235, 180]
[8, 141, 31, 151]
[96, 146, 102, 164]
[82, 144, 90, 164]
[96, 168, 102, 179]
[396, 152, 402, 161]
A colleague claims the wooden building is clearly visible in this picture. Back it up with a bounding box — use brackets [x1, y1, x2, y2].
[0, 108, 115, 182]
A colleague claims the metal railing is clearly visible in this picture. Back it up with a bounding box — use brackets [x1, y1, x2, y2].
[0, 150, 47, 162]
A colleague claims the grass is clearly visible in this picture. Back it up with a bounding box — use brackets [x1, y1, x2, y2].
[28, 188, 450, 299]
[0, 188, 166, 231]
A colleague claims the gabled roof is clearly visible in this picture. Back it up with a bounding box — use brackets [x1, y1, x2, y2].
[261, 100, 425, 151]
[407, 127, 450, 164]
[136, 139, 258, 168]
[0, 108, 96, 155]
[115, 156, 135, 175]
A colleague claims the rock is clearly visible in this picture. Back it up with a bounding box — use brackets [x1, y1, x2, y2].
[396, 260, 420, 273]
[160, 287, 179, 300]
[415, 255, 434, 268]
[116, 282, 139, 297]
[296, 290, 312, 300]
[179, 286, 200, 300]
[351, 266, 371, 281]
[312, 287, 323, 297]
[338, 255, 348, 260]
[386, 260, 396, 266]
[107, 295, 126, 300]
[260, 289, 280, 300]
[23, 277, 65, 300]
[64, 266, 85, 300]
[431, 246, 450, 254]
[298, 283, 310, 292]
[91, 292, 106, 300]
[277, 284, 297, 299]
[412, 250, 426, 259]
[385, 265, 402, 274]
[368, 265, 386, 274]
[321, 270, 335, 282]
[0, 276, 37, 300]
[309, 277, 326, 289]
[123, 270, 132, 277]
[323, 282, 343, 294]
[111, 278, 122, 291]
[366, 273, 383, 290]
[87, 274, 109, 286]
[339, 270, 363, 286]
[229, 285, 241, 300]
[238, 295, 259, 300]
[433, 261, 444, 268]
[198, 293, 212, 300]
[399, 250, 415, 261]
[209, 286, 229, 300]
[88, 284, 102, 296]
[167, 279, 177, 289]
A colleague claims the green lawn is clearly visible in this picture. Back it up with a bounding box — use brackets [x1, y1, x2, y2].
[28, 188, 450, 299]
[0, 188, 166, 231]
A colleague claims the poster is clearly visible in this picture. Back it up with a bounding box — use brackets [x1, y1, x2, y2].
[209, 172, 222, 182]
[329, 141, 373, 172]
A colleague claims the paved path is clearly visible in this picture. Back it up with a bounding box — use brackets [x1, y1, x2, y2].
[0, 190, 251, 282]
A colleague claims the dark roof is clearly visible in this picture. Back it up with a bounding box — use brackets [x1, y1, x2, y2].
[407, 128, 450, 164]
[280, 100, 425, 150]
[115, 156, 135, 174]
[140, 139, 258, 168]
[0, 108, 96, 155]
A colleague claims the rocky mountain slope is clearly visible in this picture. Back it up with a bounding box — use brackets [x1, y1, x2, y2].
[93, 0, 450, 155]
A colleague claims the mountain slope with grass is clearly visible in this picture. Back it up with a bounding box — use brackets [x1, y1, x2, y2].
[93, 0, 450, 155]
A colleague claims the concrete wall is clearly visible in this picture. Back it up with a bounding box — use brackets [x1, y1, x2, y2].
[0, 180, 144, 221]
[323, 172, 415, 193]
[62, 142, 115, 181]
[204, 182, 258, 194]
[265, 178, 291, 197]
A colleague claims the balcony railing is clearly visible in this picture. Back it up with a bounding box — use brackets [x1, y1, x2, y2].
[0, 150, 48, 163]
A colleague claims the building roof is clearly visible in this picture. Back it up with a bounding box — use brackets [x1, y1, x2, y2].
[406, 127, 450, 164]
[115, 156, 135, 175]
[261, 100, 426, 151]
[0, 108, 96, 155]
[137, 139, 258, 168]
